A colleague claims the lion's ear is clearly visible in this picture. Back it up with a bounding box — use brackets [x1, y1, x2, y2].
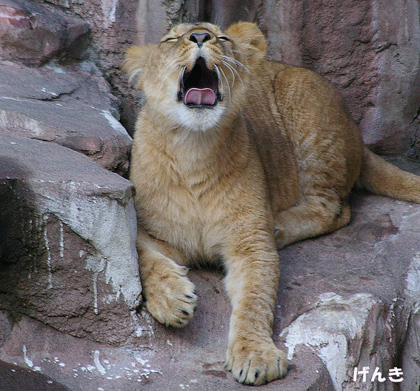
[122, 44, 157, 89]
[225, 22, 267, 58]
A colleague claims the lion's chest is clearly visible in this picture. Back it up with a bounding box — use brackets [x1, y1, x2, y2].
[135, 169, 224, 263]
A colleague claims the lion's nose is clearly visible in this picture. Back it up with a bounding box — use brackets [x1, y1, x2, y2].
[189, 32, 211, 48]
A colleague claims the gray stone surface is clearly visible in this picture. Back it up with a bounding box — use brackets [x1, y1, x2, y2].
[35, 0, 142, 134]
[276, 172, 420, 390]
[0, 359, 71, 391]
[0, 0, 89, 66]
[0, 134, 141, 345]
[0, 273, 334, 391]
[0, 60, 132, 175]
[259, 0, 420, 158]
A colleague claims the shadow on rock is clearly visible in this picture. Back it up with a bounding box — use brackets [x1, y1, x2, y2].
[0, 157, 42, 314]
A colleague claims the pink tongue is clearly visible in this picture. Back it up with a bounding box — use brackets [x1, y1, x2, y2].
[184, 88, 216, 106]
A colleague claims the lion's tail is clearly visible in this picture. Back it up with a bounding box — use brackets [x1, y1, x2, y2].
[358, 147, 420, 203]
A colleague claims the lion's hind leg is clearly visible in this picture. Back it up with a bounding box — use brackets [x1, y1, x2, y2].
[274, 195, 351, 248]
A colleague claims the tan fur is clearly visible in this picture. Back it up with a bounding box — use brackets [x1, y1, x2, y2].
[123, 22, 420, 385]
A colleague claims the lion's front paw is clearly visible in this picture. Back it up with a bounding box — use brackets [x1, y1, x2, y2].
[145, 267, 197, 328]
[226, 339, 287, 386]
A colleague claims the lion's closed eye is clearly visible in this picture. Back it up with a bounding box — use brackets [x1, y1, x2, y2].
[160, 37, 180, 43]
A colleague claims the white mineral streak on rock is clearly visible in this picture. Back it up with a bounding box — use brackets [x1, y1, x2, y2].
[101, 0, 118, 27]
[405, 253, 420, 301]
[0, 109, 58, 141]
[43, 221, 53, 290]
[37, 180, 141, 310]
[280, 292, 378, 390]
[86, 257, 107, 315]
[59, 220, 64, 258]
[23, 345, 34, 368]
[130, 310, 144, 337]
[93, 350, 107, 375]
[100, 110, 131, 139]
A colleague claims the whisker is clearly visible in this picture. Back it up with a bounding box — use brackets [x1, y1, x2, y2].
[156, 59, 182, 91]
[222, 58, 247, 90]
[230, 49, 252, 66]
[127, 67, 143, 86]
[221, 55, 248, 89]
[156, 56, 182, 82]
[222, 55, 251, 73]
[222, 60, 236, 87]
[159, 58, 181, 78]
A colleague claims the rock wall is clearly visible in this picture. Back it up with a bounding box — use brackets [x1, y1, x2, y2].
[6, 0, 417, 157]
[0, 0, 141, 345]
[3, 0, 417, 155]
[33, 0, 142, 134]
[29, 0, 416, 158]
[0, 135, 142, 344]
[260, 0, 420, 158]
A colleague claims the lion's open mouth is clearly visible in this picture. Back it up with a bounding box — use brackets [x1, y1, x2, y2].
[179, 57, 221, 108]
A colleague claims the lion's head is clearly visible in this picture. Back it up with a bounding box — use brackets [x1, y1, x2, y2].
[123, 22, 267, 131]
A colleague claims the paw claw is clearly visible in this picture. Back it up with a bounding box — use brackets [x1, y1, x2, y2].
[227, 340, 287, 385]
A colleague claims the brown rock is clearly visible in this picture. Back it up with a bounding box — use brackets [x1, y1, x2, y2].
[259, 0, 420, 157]
[0, 360, 71, 391]
[0, 276, 334, 391]
[0, 134, 141, 345]
[0, 0, 89, 66]
[0, 61, 132, 175]
[37, 0, 142, 134]
[276, 161, 420, 389]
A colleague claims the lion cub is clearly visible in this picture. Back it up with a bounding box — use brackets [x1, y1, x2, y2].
[124, 22, 420, 385]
